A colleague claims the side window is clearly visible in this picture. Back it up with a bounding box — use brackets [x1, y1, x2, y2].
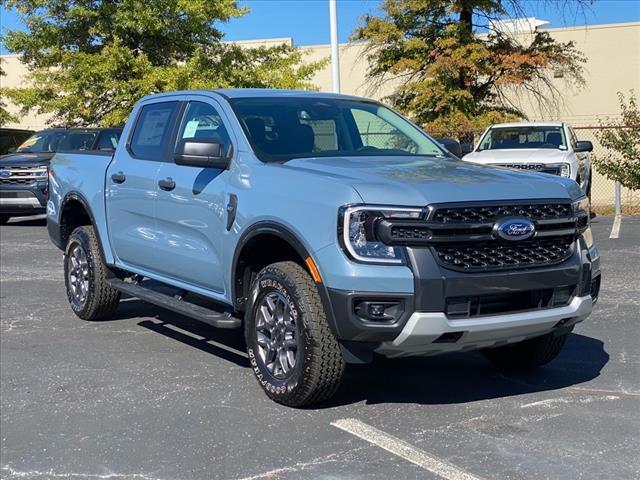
[96, 131, 121, 151]
[177, 101, 231, 150]
[130, 101, 178, 159]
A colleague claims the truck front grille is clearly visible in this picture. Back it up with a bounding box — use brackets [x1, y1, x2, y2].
[427, 200, 577, 272]
[0, 166, 48, 185]
[431, 202, 571, 224]
[494, 164, 562, 176]
[433, 236, 574, 272]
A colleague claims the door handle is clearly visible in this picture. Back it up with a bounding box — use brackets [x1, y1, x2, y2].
[158, 177, 176, 191]
[111, 172, 126, 184]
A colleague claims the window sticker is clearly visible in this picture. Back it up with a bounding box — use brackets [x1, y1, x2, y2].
[183, 120, 200, 139]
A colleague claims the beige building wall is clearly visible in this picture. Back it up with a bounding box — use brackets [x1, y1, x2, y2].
[3, 22, 639, 205]
[1, 54, 52, 130]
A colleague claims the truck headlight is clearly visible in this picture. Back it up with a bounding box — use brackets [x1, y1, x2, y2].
[339, 205, 422, 264]
[559, 163, 571, 177]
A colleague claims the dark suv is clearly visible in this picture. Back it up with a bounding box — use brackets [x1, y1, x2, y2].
[0, 128, 122, 223]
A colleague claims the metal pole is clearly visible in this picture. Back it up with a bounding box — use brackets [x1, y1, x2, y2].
[329, 0, 341, 93]
[615, 180, 622, 216]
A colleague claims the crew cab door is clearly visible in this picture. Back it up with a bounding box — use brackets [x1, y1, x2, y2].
[152, 97, 235, 294]
[106, 99, 182, 271]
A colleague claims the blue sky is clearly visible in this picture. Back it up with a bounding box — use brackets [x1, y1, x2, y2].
[1, 0, 639, 54]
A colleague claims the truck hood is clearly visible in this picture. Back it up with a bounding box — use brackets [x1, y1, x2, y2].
[463, 149, 571, 164]
[283, 156, 582, 205]
[0, 152, 54, 167]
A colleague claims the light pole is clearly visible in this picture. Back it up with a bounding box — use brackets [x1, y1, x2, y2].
[329, 0, 341, 93]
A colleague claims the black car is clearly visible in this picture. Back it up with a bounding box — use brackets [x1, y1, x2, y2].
[0, 127, 122, 223]
[0, 128, 35, 155]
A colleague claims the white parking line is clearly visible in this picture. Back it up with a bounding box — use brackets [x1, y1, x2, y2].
[610, 214, 622, 239]
[331, 418, 483, 480]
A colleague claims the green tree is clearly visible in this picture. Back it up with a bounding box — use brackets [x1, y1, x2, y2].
[1, 0, 325, 127]
[353, 0, 586, 137]
[594, 91, 640, 191]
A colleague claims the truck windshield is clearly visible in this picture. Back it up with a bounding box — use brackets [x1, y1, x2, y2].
[478, 126, 567, 151]
[16, 131, 98, 153]
[230, 97, 446, 162]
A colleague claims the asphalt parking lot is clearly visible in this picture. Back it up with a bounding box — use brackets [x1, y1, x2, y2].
[1, 215, 639, 480]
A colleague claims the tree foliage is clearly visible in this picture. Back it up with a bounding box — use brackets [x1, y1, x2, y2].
[353, 0, 586, 137]
[1, 0, 325, 127]
[593, 91, 640, 191]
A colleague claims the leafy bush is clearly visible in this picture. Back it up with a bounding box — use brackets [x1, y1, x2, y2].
[594, 91, 640, 191]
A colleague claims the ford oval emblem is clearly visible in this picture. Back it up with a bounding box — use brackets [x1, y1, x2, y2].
[494, 217, 535, 241]
[0, 169, 11, 178]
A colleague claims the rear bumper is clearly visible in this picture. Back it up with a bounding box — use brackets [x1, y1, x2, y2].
[375, 294, 592, 358]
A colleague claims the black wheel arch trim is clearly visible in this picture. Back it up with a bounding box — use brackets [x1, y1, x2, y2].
[57, 191, 109, 264]
[231, 221, 341, 337]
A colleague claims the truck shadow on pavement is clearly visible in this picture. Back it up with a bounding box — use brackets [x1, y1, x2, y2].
[111, 299, 250, 368]
[330, 333, 609, 407]
[117, 297, 608, 407]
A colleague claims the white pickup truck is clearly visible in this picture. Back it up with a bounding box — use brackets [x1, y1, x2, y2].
[463, 122, 593, 197]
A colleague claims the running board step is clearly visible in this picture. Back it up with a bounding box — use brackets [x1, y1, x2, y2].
[106, 278, 241, 329]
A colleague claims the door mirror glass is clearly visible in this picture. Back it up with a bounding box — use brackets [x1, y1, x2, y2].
[174, 138, 230, 169]
[574, 140, 593, 153]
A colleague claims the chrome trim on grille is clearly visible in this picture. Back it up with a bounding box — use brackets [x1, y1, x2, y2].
[0, 165, 48, 185]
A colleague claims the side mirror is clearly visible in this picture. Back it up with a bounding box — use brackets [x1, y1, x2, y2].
[574, 140, 593, 153]
[435, 138, 462, 158]
[7, 147, 16, 154]
[174, 138, 230, 169]
[460, 143, 473, 156]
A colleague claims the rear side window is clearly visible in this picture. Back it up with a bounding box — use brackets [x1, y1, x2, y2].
[96, 130, 121, 151]
[130, 102, 178, 159]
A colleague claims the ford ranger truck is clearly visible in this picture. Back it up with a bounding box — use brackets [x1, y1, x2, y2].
[463, 122, 594, 198]
[0, 127, 122, 224]
[46, 90, 601, 407]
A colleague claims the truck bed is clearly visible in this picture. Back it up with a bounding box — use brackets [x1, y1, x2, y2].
[48, 151, 115, 262]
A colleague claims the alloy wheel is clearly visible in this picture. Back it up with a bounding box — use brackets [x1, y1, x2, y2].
[255, 291, 299, 379]
[68, 243, 89, 305]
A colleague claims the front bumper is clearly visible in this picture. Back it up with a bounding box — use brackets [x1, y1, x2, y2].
[376, 294, 592, 358]
[323, 235, 600, 362]
[0, 184, 47, 215]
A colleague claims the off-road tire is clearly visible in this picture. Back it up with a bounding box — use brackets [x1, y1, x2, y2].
[0, 215, 10, 225]
[482, 331, 569, 369]
[245, 261, 345, 407]
[64, 225, 120, 320]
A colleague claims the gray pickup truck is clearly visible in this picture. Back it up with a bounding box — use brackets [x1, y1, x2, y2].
[46, 90, 601, 406]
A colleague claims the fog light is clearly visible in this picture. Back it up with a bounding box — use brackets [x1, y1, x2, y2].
[369, 304, 386, 318]
[354, 300, 402, 323]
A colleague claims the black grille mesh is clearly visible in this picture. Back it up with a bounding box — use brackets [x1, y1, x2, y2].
[433, 237, 574, 272]
[431, 203, 571, 224]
